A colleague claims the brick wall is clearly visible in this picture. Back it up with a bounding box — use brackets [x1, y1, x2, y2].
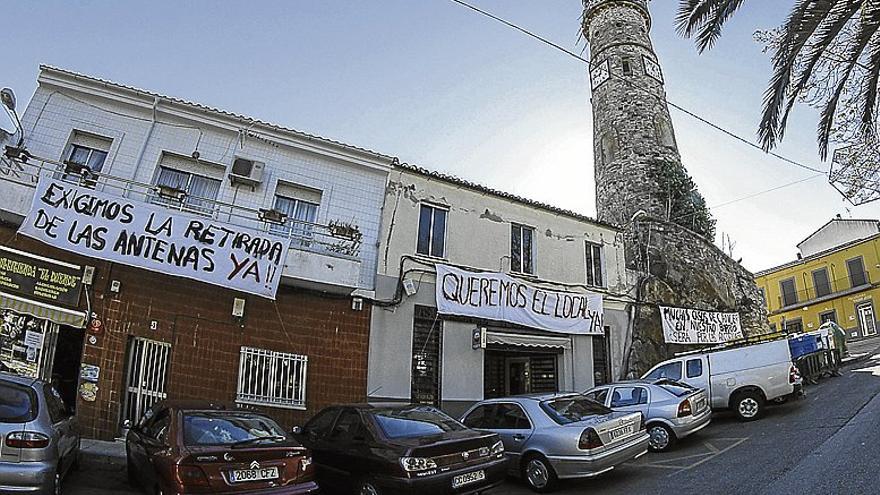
[0, 223, 371, 440]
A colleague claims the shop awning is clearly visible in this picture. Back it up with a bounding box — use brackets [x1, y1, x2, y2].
[0, 291, 87, 328]
[486, 331, 572, 350]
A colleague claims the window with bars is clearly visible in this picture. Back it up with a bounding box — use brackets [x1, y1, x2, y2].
[236, 347, 308, 410]
[511, 224, 535, 275]
[417, 204, 447, 258]
[585, 242, 604, 287]
[154, 166, 222, 215]
[411, 306, 442, 407]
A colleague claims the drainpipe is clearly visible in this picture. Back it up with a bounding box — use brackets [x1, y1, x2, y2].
[127, 96, 160, 197]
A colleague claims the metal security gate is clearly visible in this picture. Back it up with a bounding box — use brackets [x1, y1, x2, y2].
[123, 337, 171, 426]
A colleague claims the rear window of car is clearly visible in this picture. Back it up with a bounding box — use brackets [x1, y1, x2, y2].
[372, 406, 466, 439]
[183, 412, 288, 446]
[0, 381, 36, 423]
[655, 380, 696, 397]
[540, 396, 612, 425]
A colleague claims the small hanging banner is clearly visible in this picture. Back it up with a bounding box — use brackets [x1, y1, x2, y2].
[660, 306, 743, 344]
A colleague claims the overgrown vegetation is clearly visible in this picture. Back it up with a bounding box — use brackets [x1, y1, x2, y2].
[651, 158, 716, 239]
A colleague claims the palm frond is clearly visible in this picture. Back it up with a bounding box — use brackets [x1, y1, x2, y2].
[859, 10, 880, 134]
[759, 0, 834, 150]
[675, 0, 747, 52]
[817, 4, 880, 158]
[779, 1, 864, 135]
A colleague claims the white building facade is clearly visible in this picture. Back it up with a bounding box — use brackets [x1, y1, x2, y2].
[0, 66, 392, 438]
[368, 165, 634, 416]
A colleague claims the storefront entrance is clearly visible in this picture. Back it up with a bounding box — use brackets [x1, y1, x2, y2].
[0, 309, 85, 411]
[484, 349, 559, 399]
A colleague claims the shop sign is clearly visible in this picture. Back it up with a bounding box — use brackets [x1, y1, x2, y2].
[436, 265, 604, 335]
[18, 176, 290, 299]
[660, 306, 743, 344]
[0, 246, 83, 308]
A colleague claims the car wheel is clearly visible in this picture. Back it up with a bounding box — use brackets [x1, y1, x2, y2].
[357, 479, 382, 495]
[733, 391, 764, 421]
[647, 423, 676, 452]
[522, 455, 558, 493]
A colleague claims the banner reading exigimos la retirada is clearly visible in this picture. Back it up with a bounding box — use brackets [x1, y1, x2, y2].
[18, 175, 290, 299]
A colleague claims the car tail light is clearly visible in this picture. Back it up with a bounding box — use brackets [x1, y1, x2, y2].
[174, 464, 210, 488]
[5, 431, 49, 448]
[637, 412, 645, 431]
[677, 399, 693, 418]
[399, 457, 437, 472]
[789, 364, 801, 384]
[578, 428, 603, 450]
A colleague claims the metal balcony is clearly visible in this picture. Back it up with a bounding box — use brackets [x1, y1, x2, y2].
[777, 271, 872, 311]
[0, 149, 364, 291]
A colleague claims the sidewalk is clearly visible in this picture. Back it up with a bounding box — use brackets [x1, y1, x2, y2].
[66, 439, 137, 494]
[842, 335, 880, 366]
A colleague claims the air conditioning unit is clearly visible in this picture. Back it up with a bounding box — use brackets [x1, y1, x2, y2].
[228, 157, 265, 188]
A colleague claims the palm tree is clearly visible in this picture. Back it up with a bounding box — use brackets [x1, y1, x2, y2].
[676, 0, 879, 160]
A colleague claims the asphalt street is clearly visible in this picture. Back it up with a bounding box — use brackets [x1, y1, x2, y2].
[66, 351, 880, 495]
[496, 352, 880, 495]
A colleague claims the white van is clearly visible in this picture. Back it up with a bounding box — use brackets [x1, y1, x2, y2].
[641, 339, 804, 421]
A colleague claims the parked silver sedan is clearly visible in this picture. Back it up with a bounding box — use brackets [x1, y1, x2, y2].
[461, 393, 649, 493]
[584, 379, 711, 452]
[0, 372, 79, 495]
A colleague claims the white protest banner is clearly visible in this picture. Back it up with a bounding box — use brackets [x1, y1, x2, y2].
[660, 306, 743, 344]
[435, 264, 603, 335]
[18, 175, 290, 299]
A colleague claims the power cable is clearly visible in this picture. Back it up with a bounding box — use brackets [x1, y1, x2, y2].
[446, 0, 828, 175]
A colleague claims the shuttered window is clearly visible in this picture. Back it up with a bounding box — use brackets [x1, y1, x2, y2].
[585, 242, 604, 287]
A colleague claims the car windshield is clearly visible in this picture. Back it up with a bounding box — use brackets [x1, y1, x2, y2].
[183, 411, 288, 446]
[0, 381, 36, 423]
[372, 406, 466, 439]
[655, 379, 696, 397]
[540, 396, 612, 425]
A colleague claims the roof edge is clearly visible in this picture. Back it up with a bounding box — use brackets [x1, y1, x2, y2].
[756, 231, 880, 277]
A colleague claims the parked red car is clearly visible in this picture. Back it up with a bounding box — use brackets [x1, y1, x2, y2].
[125, 400, 318, 494]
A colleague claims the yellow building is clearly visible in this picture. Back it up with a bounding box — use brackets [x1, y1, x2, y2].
[755, 218, 880, 340]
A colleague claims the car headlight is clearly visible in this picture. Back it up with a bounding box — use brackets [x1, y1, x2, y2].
[400, 457, 437, 472]
[491, 440, 504, 455]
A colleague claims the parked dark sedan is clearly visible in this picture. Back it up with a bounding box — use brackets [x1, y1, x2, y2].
[293, 404, 507, 495]
[125, 400, 318, 494]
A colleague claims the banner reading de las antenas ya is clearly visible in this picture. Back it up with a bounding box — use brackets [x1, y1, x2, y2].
[659, 306, 743, 344]
[18, 174, 290, 299]
[435, 264, 604, 335]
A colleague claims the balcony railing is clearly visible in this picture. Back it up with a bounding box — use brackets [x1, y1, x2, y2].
[0, 149, 362, 259]
[777, 271, 872, 309]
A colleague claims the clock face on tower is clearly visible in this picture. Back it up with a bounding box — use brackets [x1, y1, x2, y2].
[643, 55, 663, 82]
[590, 59, 611, 89]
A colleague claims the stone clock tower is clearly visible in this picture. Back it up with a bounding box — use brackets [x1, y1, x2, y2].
[582, 0, 770, 376]
[583, 0, 684, 228]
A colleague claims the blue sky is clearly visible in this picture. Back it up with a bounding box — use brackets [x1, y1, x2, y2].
[2, 0, 876, 271]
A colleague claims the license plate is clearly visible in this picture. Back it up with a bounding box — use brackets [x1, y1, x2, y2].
[609, 425, 634, 441]
[452, 470, 486, 488]
[228, 467, 279, 483]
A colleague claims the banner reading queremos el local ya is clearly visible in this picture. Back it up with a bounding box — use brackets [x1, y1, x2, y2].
[660, 306, 743, 344]
[18, 175, 290, 299]
[435, 264, 603, 335]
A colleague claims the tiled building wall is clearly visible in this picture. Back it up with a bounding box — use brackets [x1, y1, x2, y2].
[16, 82, 386, 289]
[0, 223, 371, 440]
